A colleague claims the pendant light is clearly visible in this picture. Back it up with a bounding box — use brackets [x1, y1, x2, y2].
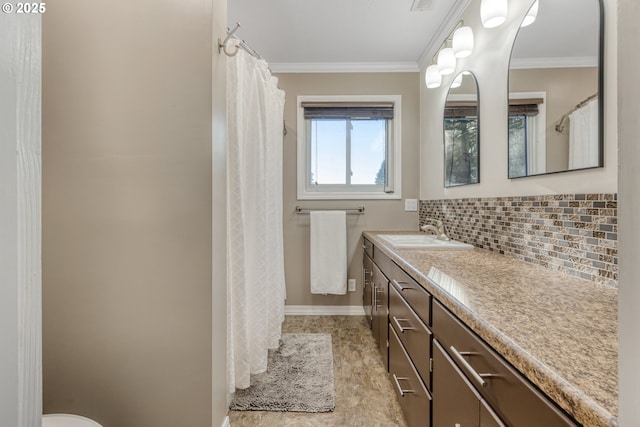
[425, 64, 442, 89]
[437, 48, 456, 75]
[520, 0, 539, 27]
[452, 26, 474, 58]
[481, 0, 508, 28]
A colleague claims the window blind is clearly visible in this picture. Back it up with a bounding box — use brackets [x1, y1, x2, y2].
[444, 106, 478, 118]
[302, 102, 394, 119]
[508, 97, 543, 117]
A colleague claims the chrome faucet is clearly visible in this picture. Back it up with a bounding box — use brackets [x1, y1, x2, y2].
[421, 218, 450, 241]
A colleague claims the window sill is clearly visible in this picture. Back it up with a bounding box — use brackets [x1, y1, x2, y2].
[297, 191, 401, 201]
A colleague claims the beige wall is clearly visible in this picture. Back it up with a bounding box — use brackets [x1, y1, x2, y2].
[420, 0, 617, 199]
[617, 1, 640, 425]
[276, 73, 421, 307]
[42, 0, 227, 426]
[509, 67, 598, 173]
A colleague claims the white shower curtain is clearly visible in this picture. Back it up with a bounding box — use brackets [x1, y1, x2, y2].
[226, 42, 287, 393]
[568, 98, 599, 169]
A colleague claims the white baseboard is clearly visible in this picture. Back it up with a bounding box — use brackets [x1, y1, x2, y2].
[221, 415, 230, 427]
[284, 305, 365, 316]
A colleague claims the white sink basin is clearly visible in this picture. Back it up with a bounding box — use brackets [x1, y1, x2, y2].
[378, 234, 474, 250]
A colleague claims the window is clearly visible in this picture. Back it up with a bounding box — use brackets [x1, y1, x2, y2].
[507, 93, 546, 178]
[297, 95, 401, 200]
[443, 99, 479, 187]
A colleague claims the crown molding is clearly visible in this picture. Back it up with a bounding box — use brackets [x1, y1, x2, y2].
[509, 56, 598, 69]
[270, 62, 420, 74]
[417, 0, 472, 70]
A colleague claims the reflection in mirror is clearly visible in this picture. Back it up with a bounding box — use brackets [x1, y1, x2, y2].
[444, 71, 479, 187]
[508, 0, 603, 178]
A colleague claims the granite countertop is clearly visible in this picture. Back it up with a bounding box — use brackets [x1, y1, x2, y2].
[363, 231, 618, 427]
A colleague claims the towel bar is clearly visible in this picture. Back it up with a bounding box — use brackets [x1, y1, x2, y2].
[295, 205, 365, 215]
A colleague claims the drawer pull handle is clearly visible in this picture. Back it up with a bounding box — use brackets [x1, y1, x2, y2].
[392, 279, 412, 291]
[374, 287, 384, 307]
[449, 346, 490, 388]
[372, 283, 377, 307]
[392, 374, 415, 397]
[393, 316, 416, 333]
[362, 268, 371, 286]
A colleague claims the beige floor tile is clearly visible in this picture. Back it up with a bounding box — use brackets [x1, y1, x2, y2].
[229, 315, 408, 427]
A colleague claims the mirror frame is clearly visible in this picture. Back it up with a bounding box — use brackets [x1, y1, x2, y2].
[443, 71, 480, 188]
[507, 0, 605, 179]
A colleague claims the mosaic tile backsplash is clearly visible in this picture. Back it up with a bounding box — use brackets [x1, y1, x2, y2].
[419, 194, 618, 287]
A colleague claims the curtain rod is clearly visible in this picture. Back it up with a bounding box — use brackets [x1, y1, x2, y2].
[555, 93, 598, 133]
[218, 22, 264, 61]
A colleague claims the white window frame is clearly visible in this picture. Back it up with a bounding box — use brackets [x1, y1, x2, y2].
[296, 94, 402, 200]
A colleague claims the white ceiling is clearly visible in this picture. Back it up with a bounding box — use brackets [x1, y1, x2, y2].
[511, 0, 600, 66]
[227, 0, 468, 71]
[227, 0, 600, 72]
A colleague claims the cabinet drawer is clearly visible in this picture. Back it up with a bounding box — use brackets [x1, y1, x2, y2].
[373, 244, 393, 276]
[389, 284, 432, 388]
[389, 262, 431, 327]
[433, 339, 482, 427]
[432, 300, 578, 427]
[389, 326, 431, 427]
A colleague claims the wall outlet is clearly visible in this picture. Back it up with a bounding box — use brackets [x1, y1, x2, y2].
[405, 198, 418, 212]
[348, 279, 356, 292]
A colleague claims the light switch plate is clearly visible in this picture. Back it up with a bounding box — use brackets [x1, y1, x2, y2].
[405, 199, 418, 212]
[348, 279, 356, 292]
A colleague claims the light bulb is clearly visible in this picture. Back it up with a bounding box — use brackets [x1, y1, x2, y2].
[452, 26, 474, 58]
[481, 0, 508, 28]
[521, 0, 539, 27]
[437, 48, 456, 75]
[425, 65, 442, 89]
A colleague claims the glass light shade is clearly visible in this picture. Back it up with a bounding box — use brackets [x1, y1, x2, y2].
[437, 48, 456, 75]
[481, 0, 508, 28]
[425, 64, 442, 88]
[452, 26, 474, 58]
[450, 73, 463, 89]
[521, 0, 539, 27]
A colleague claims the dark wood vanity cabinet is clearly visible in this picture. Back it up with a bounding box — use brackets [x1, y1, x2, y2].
[433, 339, 506, 427]
[363, 253, 373, 327]
[372, 262, 389, 369]
[432, 300, 578, 427]
[364, 238, 434, 425]
[362, 237, 579, 427]
[389, 325, 431, 427]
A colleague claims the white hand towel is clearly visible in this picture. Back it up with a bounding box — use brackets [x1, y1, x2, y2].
[310, 211, 347, 295]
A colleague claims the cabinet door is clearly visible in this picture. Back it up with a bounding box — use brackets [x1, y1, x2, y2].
[377, 274, 389, 370]
[363, 254, 373, 328]
[433, 339, 480, 427]
[372, 263, 389, 369]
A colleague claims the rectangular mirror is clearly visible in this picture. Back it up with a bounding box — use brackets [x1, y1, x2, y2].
[508, 0, 603, 178]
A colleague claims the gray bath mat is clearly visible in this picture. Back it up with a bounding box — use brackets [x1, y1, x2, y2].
[229, 333, 335, 413]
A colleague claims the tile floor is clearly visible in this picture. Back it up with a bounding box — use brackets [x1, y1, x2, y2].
[228, 315, 408, 426]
